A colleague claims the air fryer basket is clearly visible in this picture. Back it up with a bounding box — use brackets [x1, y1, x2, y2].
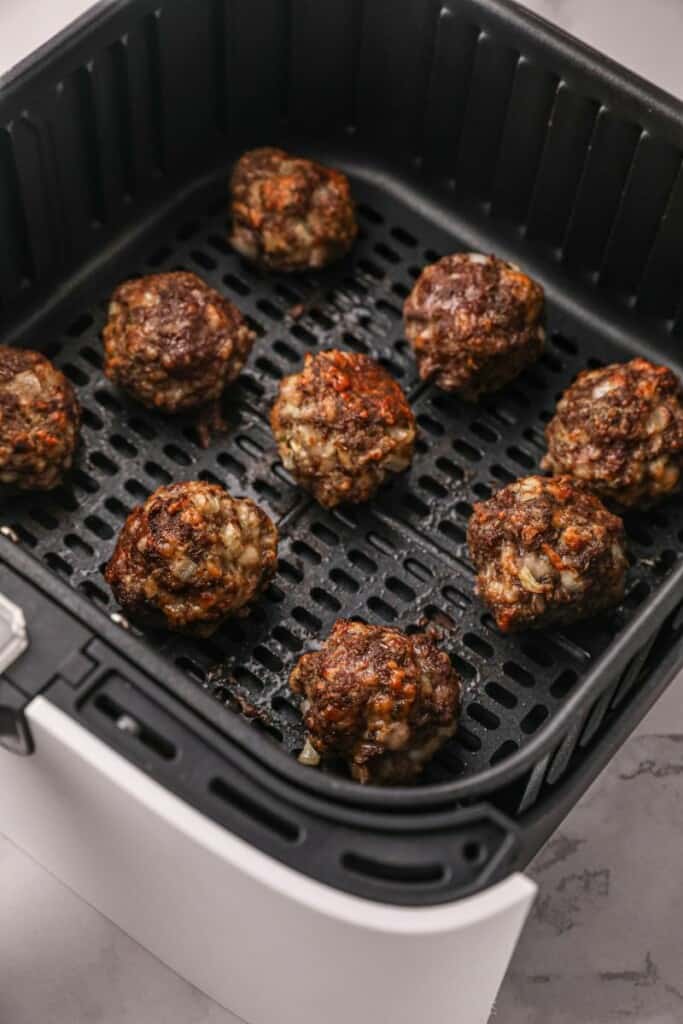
[1, 0, 683, 904]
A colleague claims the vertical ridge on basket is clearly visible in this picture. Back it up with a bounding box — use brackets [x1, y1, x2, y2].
[354, 0, 435, 154]
[228, 0, 291, 142]
[77, 61, 114, 226]
[579, 677, 621, 750]
[524, 83, 599, 249]
[286, 0, 357, 132]
[410, 0, 441, 165]
[46, 70, 107, 254]
[0, 125, 34, 304]
[562, 107, 641, 275]
[279, 0, 293, 124]
[348, 0, 365, 134]
[119, 19, 162, 189]
[453, 29, 518, 201]
[142, 8, 166, 175]
[598, 132, 681, 299]
[12, 111, 62, 282]
[636, 160, 683, 320]
[211, 0, 230, 135]
[490, 55, 559, 224]
[152, 2, 217, 173]
[419, 5, 479, 181]
[546, 715, 586, 787]
[107, 39, 136, 201]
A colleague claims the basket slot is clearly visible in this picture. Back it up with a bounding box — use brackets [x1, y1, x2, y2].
[454, 30, 518, 200]
[578, 679, 621, 751]
[287, 0, 364, 133]
[636, 161, 683, 319]
[525, 83, 599, 248]
[517, 752, 551, 814]
[598, 132, 681, 299]
[609, 630, 660, 712]
[420, 7, 479, 178]
[491, 56, 559, 224]
[0, 128, 33, 304]
[562, 108, 641, 275]
[547, 714, 587, 787]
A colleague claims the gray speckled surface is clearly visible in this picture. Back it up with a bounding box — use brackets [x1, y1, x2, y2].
[494, 729, 683, 1023]
[1, 2, 683, 1022]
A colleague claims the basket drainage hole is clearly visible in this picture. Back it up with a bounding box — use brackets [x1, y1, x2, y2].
[93, 693, 176, 761]
[67, 312, 94, 337]
[342, 852, 444, 886]
[463, 841, 488, 865]
[209, 777, 300, 843]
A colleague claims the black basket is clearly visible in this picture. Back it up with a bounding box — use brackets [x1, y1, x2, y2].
[1, 0, 682, 906]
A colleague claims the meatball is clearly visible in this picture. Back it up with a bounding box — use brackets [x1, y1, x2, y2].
[103, 272, 255, 413]
[270, 350, 416, 508]
[229, 147, 357, 271]
[105, 481, 278, 635]
[403, 253, 545, 399]
[289, 620, 461, 785]
[467, 475, 627, 633]
[0, 345, 80, 491]
[541, 357, 683, 508]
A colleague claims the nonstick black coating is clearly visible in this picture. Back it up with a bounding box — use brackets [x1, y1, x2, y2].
[6, 169, 682, 794]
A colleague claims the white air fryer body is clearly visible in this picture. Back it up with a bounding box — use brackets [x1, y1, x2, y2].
[0, 697, 536, 1024]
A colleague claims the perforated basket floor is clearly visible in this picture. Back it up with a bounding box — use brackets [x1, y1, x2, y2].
[6, 172, 683, 788]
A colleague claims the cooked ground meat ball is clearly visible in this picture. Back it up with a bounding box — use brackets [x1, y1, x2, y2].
[270, 350, 416, 508]
[229, 147, 357, 271]
[0, 345, 80, 491]
[467, 475, 627, 633]
[542, 358, 683, 508]
[290, 619, 461, 785]
[103, 272, 255, 413]
[403, 253, 545, 399]
[105, 481, 278, 636]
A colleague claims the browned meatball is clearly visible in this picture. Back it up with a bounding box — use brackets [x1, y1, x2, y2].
[541, 358, 683, 508]
[270, 350, 416, 508]
[105, 481, 278, 636]
[289, 620, 461, 785]
[229, 147, 357, 272]
[467, 475, 627, 633]
[0, 345, 80, 491]
[403, 253, 545, 399]
[103, 272, 255, 413]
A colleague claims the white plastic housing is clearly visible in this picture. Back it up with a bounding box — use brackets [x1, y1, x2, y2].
[0, 698, 536, 1024]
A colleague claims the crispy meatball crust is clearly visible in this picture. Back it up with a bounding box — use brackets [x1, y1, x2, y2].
[229, 147, 357, 272]
[467, 475, 627, 633]
[403, 253, 545, 399]
[103, 272, 255, 413]
[105, 481, 278, 636]
[541, 358, 683, 508]
[270, 350, 416, 508]
[0, 345, 80, 492]
[289, 620, 461, 785]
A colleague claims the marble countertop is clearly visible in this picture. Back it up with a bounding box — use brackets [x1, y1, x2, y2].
[1, 2, 682, 1022]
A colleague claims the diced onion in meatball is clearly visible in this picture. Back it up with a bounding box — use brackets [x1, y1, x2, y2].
[270, 350, 416, 508]
[105, 481, 278, 635]
[229, 147, 357, 272]
[103, 271, 255, 413]
[0, 344, 80, 492]
[289, 619, 461, 784]
[403, 253, 545, 399]
[542, 357, 683, 507]
[467, 475, 627, 632]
